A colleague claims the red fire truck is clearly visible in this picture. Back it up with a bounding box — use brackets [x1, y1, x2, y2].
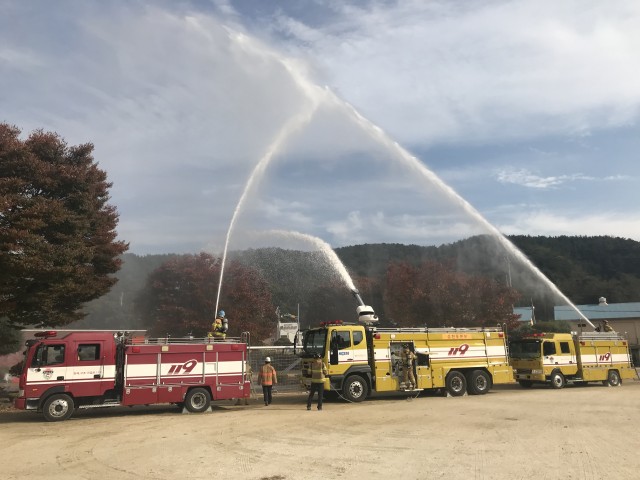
[14, 330, 250, 421]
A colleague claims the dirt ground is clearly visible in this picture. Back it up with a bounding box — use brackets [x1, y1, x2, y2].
[1, 381, 639, 480]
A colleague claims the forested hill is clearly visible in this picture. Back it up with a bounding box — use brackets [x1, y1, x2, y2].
[77, 235, 640, 329]
[507, 235, 640, 304]
[336, 235, 640, 306]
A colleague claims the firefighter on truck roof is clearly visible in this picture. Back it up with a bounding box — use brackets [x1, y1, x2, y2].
[209, 309, 228, 340]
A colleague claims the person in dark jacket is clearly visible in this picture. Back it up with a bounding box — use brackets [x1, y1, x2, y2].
[307, 354, 328, 411]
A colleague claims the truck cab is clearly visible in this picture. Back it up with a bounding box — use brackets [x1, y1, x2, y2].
[510, 333, 578, 388]
[300, 322, 372, 401]
[15, 331, 119, 420]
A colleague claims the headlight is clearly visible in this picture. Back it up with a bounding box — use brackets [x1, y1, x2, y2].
[18, 389, 24, 397]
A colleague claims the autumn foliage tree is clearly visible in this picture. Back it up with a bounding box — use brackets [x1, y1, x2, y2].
[135, 253, 275, 342]
[0, 124, 128, 333]
[384, 260, 520, 328]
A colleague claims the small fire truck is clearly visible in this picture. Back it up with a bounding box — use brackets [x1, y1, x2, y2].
[510, 331, 636, 388]
[14, 330, 250, 421]
[298, 291, 514, 400]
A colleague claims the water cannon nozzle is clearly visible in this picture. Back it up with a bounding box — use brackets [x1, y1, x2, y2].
[357, 305, 379, 325]
[351, 289, 365, 307]
[351, 288, 377, 323]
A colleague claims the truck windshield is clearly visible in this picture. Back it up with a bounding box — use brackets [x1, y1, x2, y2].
[31, 344, 65, 367]
[302, 329, 327, 357]
[510, 340, 541, 359]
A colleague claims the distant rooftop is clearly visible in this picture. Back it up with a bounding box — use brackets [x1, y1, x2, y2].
[555, 302, 640, 321]
[513, 307, 535, 322]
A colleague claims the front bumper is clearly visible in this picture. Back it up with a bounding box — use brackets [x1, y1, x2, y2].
[514, 369, 545, 382]
[14, 397, 39, 410]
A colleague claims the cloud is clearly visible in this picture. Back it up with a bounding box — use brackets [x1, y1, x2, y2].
[495, 168, 590, 188]
[325, 210, 484, 247]
[494, 167, 632, 189]
[264, 0, 640, 146]
[3, 1, 640, 255]
[499, 210, 640, 240]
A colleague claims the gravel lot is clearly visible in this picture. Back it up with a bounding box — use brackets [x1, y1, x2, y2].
[1, 380, 639, 480]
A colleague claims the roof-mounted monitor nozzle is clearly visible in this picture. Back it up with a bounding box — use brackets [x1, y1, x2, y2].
[352, 289, 379, 324]
[351, 289, 365, 307]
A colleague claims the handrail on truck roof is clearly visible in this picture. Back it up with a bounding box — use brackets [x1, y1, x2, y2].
[576, 331, 626, 341]
[373, 326, 505, 333]
[124, 336, 246, 345]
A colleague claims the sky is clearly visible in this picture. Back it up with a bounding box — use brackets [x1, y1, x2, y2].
[2, 0, 639, 255]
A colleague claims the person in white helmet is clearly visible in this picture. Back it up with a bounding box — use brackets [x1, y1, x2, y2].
[258, 357, 277, 406]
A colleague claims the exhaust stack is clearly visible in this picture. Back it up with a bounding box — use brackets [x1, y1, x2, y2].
[351, 289, 379, 324]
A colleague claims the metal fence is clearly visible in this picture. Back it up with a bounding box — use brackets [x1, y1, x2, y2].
[247, 346, 303, 394]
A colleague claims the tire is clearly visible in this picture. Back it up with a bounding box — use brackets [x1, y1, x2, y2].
[42, 394, 75, 422]
[549, 371, 566, 389]
[184, 388, 211, 413]
[518, 380, 533, 388]
[606, 370, 621, 387]
[445, 370, 467, 397]
[342, 375, 369, 402]
[467, 370, 491, 395]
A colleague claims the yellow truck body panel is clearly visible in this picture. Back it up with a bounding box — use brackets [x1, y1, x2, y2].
[510, 332, 636, 388]
[300, 323, 513, 400]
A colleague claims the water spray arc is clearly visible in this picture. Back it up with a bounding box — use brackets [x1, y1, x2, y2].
[258, 229, 357, 291]
[257, 230, 379, 324]
[214, 105, 319, 315]
[214, 26, 593, 329]
[319, 92, 595, 328]
[214, 32, 328, 315]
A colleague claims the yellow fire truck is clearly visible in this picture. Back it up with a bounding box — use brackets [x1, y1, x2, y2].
[510, 332, 636, 388]
[299, 292, 513, 401]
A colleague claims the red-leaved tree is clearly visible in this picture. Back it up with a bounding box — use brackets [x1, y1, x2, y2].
[134, 253, 275, 343]
[384, 260, 520, 328]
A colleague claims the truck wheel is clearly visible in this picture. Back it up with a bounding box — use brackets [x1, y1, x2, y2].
[445, 370, 467, 397]
[467, 370, 491, 395]
[549, 371, 566, 389]
[184, 388, 211, 413]
[342, 375, 368, 402]
[518, 380, 533, 388]
[42, 394, 75, 422]
[606, 370, 621, 386]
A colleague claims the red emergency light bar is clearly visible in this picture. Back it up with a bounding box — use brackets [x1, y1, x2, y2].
[319, 320, 343, 327]
[527, 333, 546, 338]
[34, 330, 57, 338]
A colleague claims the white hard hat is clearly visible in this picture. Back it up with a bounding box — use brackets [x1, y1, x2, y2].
[265, 357, 271, 362]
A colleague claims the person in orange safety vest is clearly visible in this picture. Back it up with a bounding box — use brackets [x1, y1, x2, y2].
[258, 357, 277, 406]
